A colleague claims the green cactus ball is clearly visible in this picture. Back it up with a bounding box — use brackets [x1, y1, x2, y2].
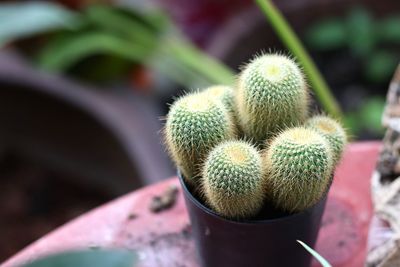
[202, 140, 264, 219]
[165, 92, 234, 184]
[237, 53, 309, 142]
[306, 115, 347, 164]
[264, 127, 333, 212]
[202, 85, 235, 114]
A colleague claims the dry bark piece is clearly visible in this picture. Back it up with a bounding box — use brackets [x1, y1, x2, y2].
[149, 185, 179, 213]
[367, 64, 400, 267]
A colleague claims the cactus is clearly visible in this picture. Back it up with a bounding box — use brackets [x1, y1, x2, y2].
[202, 140, 264, 219]
[202, 85, 235, 115]
[202, 85, 241, 132]
[306, 115, 347, 164]
[165, 92, 234, 184]
[236, 53, 309, 143]
[263, 127, 333, 212]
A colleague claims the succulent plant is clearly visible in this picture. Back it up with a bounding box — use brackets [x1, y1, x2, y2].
[202, 85, 241, 132]
[202, 85, 235, 115]
[236, 54, 309, 143]
[202, 140, 264, 218]
[306, 115, 347, 164]
[263, 127, 333, 212]
[165, 92, 234, 184]
[163, 51, 343, 220]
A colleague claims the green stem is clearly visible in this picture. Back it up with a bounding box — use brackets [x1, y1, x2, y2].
[255, 0, 343, 119]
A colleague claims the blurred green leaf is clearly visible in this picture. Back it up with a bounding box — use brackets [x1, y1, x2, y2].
[149, 52, 212, 89]
[378, 16, 400, 44]
[149, 35, 235, 88]
[23, 250, 136, 267]
[3, 3, 235, 90]
[164, 37, 235, 86]
[84, 5, 162, 48]
[305, 19, 347, 50]
[0, 2, 80, 46]
[359, 96, 385, 135]
[365, 50, 399, 83]
[344, 111, 361, 137]
[68, 54, 133, 82]
[297, 240, 331, 267]
[344, 97, 385, 137]
[38, 32, 149, 71]
[346, 7, 375, 57]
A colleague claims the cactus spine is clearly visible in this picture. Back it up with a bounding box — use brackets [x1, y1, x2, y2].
[236, 54, 309, 143]
[202, 85, 240, 132]
[306, 115, 347, 164]
[165, 92, 234, 184]
[202, 85, 235, 115]
[203, 140, 264, 218]
[263, 127, 333, 212]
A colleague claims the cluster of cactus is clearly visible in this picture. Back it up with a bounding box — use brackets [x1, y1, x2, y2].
[165, 53, 347, 219]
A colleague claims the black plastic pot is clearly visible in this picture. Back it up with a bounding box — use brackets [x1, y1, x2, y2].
[179, 172, 327, 267]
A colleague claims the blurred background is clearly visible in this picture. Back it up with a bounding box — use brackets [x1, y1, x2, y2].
[0, 0, 399, 262]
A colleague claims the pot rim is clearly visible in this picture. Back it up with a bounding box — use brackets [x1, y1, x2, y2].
[178, 170, 327, 226]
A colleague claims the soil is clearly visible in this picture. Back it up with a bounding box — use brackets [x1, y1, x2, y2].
[0, 154, 111, 262]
